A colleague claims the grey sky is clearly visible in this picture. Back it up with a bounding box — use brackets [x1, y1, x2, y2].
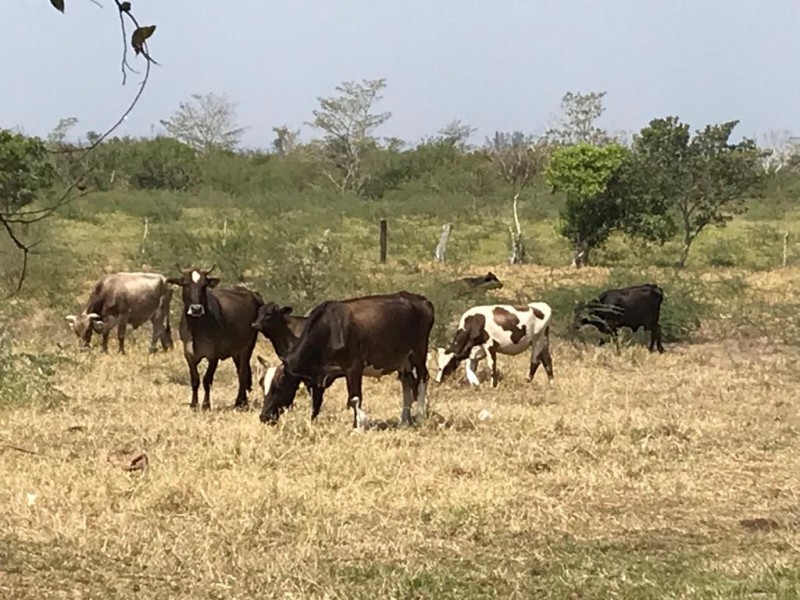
[3, 1, 798, 149]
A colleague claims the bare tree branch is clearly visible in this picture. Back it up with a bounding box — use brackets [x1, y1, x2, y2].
[2, 1, 157, 294]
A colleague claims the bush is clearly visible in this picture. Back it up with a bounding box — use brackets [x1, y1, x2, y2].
[0, 334, 68, 410]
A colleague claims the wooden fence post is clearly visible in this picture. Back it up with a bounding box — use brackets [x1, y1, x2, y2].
[434, 223, 452, 263]
[783, 231, 789, 268]
[379, 219, 387, 264]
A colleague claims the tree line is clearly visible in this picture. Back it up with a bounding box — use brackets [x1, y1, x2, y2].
[3, 81, 787, 273]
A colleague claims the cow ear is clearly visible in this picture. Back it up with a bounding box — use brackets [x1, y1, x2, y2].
[279, 306, 293, 316]
[256, 355, 269, 368]
[207, 278, 221, 288]
[166, 277, 184, 286]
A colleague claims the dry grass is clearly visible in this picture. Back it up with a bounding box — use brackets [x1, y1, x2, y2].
[3, 266, 800, 598]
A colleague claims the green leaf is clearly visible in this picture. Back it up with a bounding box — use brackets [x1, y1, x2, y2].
[131, 25, 156, 55]
[50, 0, 65, 13]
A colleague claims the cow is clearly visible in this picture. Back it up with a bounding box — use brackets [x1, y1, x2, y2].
[258, 291, 435, 430]
[451, 271, 504, 293]
[66, 271, 173, 354]
[434, 302, 554, 388]
[573, 283, 665, 353]
[251, 302, 307, 359]
[167, 267, 264, 410]
[250, 302, 310, 398]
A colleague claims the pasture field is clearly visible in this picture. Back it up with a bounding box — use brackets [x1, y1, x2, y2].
[3, 254, 800, 598]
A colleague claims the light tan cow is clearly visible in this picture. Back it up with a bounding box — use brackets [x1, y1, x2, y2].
[66, 272, 173, 354]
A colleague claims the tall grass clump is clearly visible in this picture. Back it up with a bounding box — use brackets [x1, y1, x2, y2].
[0, 334, 68, 410]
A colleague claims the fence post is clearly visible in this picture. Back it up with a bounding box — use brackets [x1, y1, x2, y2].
[141, 218, 149, 255]
[379, 219, 387, 264]
[434, 223, 452, 263]
[783, 231, 789, 268]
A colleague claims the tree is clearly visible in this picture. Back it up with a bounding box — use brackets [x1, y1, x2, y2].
[436, 119, 476, 151]
[272, 125, 300, 156]
[486, 131, 550, 264]
[307, 78, 392, 193]
[545, 143, 629, 267]
[160, 93, 245, 155]
[544, 91, 612, 146]
[624, 117, 766, 267]
[1, 0, 157, 293]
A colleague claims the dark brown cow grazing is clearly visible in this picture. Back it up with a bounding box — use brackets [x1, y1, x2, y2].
[259, 291, 434, 430]
[66, 271, 173, 354]
[251, 302, 311, 398]
[167, 268, 264, 410]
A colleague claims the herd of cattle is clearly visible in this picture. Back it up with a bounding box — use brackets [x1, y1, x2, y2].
[65, 269, 667, 430]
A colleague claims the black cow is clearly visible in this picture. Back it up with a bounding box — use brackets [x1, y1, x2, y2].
[573, 283, 665, 353]
[167, 267, 264, 410]
[453, 271, 503, 292]
[259, 291, 435, 430]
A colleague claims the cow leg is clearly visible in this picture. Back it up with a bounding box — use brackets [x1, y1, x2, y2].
[346, 368, 365, 430]
[409, 351, 429, 420]
[465, 345, 485, 386]
[540, 347, 555, 384]
[116, 316, 128, 354]
[101, 331, 110, 353]
[187, 357, 200, 410]
[232, 354, 251, 410]
[400, 372, 415, 426]
[611, 330, 621, 355]
[310, 386, 325, 420]
[201, 358, 219, 411]
[149, 315, 161, 354]
[487, 345, 499, 388]
[650, 324, 665, 354]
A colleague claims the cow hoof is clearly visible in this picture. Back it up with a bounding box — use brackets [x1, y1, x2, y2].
[201, 405, 211, 412]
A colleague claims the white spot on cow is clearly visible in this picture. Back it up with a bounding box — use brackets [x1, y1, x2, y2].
[191, 270, 201, 283]
[263, 366, 277, 395]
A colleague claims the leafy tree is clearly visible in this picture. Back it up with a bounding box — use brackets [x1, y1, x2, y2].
[0, 130, 54, 215]
[623, 117, 766, 267]
[160, 92, 246, 155]
[486, 131, 550, 264]
[307, 78, 392, 193]
[544, 91, 612, 146]
[545, 143, 629, 267]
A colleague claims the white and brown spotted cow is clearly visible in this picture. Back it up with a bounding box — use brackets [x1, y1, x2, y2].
[434, 302, 554, 388]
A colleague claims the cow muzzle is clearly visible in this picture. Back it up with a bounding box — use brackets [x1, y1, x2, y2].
[187, 304, 206, 317]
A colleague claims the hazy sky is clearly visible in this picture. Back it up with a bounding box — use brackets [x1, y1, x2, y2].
[3, 1, 799, 149]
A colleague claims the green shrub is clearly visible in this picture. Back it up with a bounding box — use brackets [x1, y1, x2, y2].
[0, 334, 69, 410]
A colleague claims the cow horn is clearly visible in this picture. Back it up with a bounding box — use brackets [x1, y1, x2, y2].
[87, 312, 102, 320]
[206, 264, 216, 275]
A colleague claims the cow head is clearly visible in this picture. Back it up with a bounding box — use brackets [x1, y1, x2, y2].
[483, 271, 503, 289]
[572, 300, 590, 329]
[251, 302, 293, 333]
[434, 313, 489, 383]
[167, 267, 220, 318]
[65, 312, 104, 345]
[434, 346, 459, 383]
[258, 358, 302, 424]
